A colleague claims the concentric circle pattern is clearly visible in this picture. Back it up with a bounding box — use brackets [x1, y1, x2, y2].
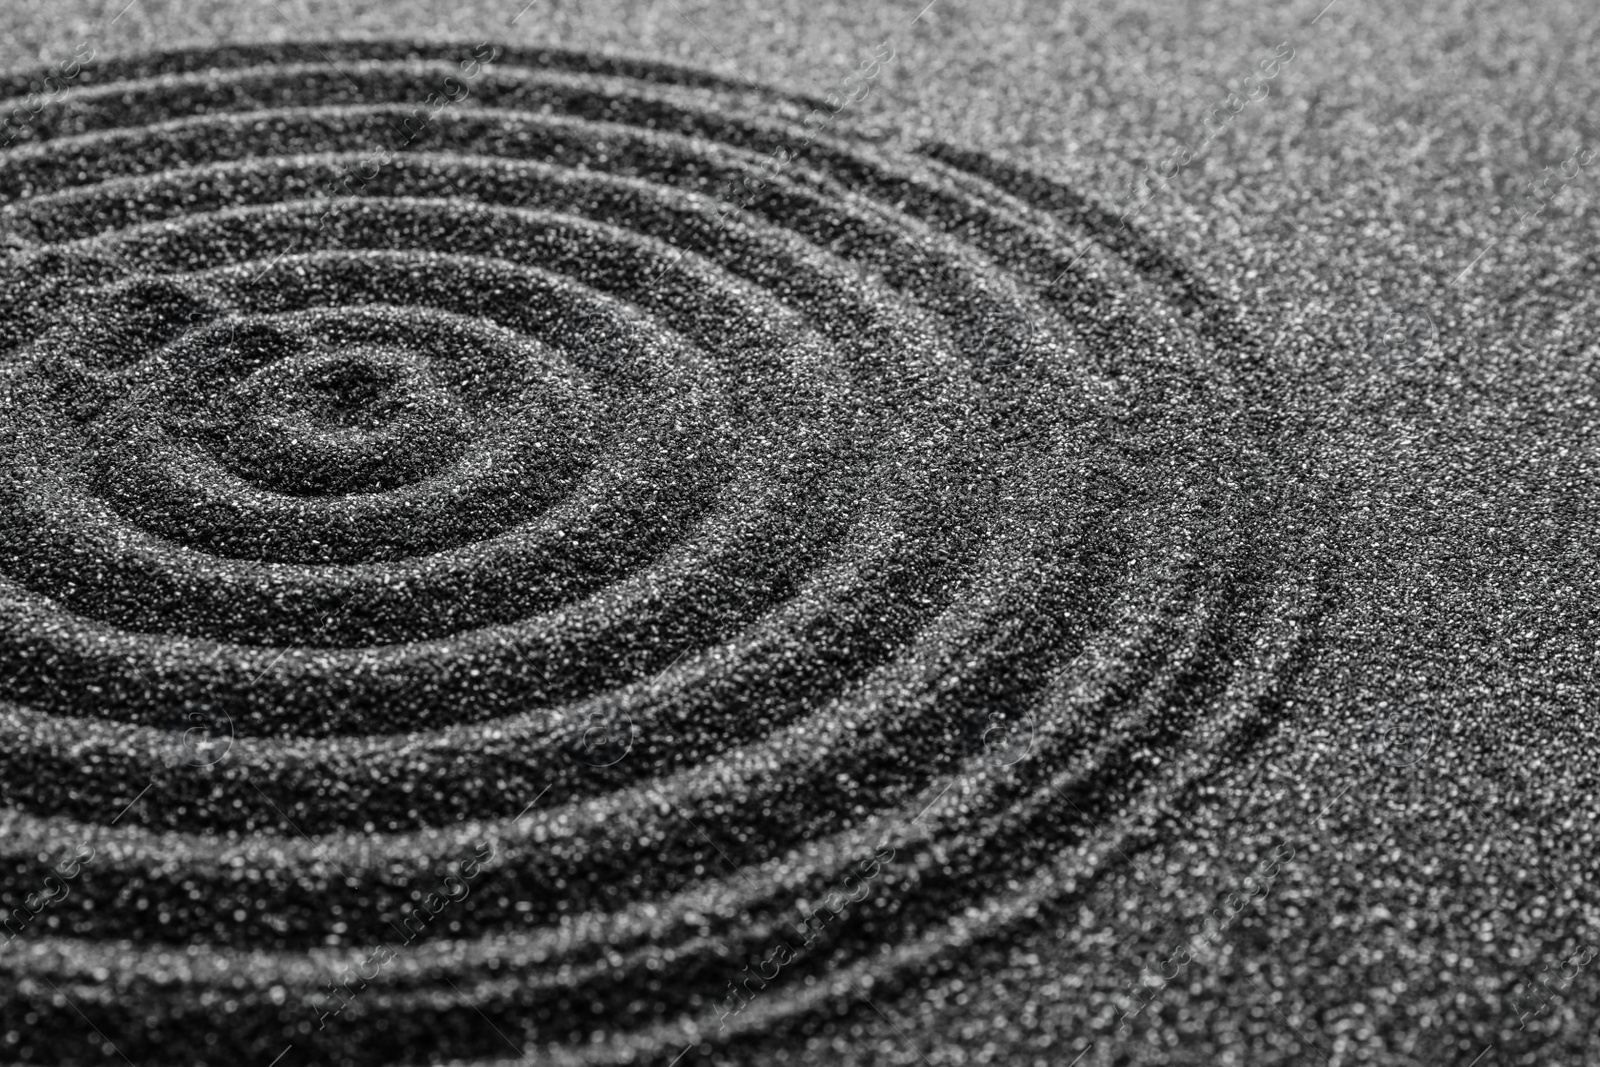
[0, 41, 1324, 1067]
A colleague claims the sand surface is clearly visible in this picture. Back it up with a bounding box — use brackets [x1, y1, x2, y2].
[0, 3, 1597, 1066]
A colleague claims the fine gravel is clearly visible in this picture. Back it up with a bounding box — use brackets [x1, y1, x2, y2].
[0, 5, 1597, 1067]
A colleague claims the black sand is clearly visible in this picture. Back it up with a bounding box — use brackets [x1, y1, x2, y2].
[0, 5, 1596, 1067]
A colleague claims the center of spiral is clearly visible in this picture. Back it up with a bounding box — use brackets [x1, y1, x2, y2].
[297, 352, 409, 430]
[222, 343, 471, 496]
